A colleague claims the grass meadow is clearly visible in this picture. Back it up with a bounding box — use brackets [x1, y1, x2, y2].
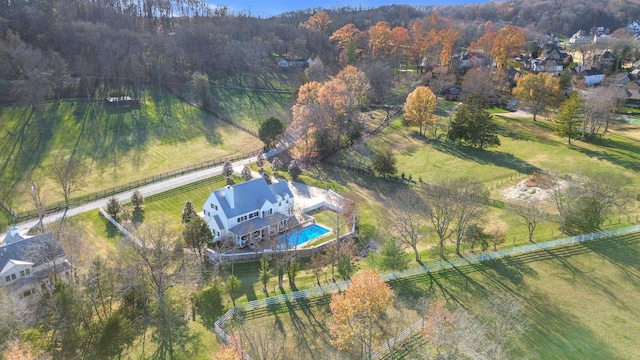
[231, 232, 640, 359]
[0, 90, 261, 214]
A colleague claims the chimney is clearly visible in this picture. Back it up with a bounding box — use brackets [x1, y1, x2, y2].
[224, 185, 234, 208]
[10, 227, 19, 237]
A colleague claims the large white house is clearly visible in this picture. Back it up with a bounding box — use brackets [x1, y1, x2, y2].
[203, 178, 295, 247]
[1, 228, 71, 311]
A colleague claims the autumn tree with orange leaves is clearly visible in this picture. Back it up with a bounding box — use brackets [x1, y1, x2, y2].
[329, 269, 394, 359]
[368, 21, 392, 58]
[330, 24, 366, 65]
[492, 25, 526, 70]
[404, 86, 437, 137]
[300, 11, 332, 33]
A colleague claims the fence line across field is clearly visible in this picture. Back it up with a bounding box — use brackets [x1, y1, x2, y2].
[214, 223, 640, 359]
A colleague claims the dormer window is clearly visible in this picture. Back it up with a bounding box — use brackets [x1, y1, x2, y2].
[211, 204, 218, 210]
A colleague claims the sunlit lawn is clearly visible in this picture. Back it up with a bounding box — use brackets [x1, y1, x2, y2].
[233, 232, 640, 359]
[0, 90, 262, 211]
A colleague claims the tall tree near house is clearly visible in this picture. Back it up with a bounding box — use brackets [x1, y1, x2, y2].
[258, 256, 271, 295]
[26, 179, 46, 232]
[554, 92, 584, 144]
[329, 269, 394, 359]
[404, 86, 437, 137]
[258, 117, 284, 149]
[182, 215, 212, 258]
[512, 72, 560, 121]
[270, 157, 283, 177]
[491, 25, 526, 70]
[287, 160, 302, 181]
[240, 165, 252, 181]
[287, 257, 300, 290]
[222, 160, 234, 183]
[308, 252, 326, 286]
[514, 198, 543, 242]
[182, 201, 198, 224]
[464, 223, 491, 252]
[126, 223, 191, 360]
[389, 189, 430, 263]
[50, 154, 86, 211]
[256, 153, 266, 174]
[377, 238, 410, 273]
[448, 97, 501, 149]
[106, 197, 122, 220]
[84, 257, 117, 326]
[223, 274, 241, 306]
[131, 190, 144, 210]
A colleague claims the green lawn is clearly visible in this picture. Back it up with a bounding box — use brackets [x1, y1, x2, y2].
[209, 73, 297, 130]
[0, 90, 262, 213]
[231, 232, 640, 359]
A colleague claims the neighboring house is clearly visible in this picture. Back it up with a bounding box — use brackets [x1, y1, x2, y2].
[590, 51, 616, 71]
[455, 51, 486, 69]
[609, 72, 632, 86]
[569, 30, 589, 45]
[1, 228, 70, 310]
[203, 177, 295, 247]
[572, 66, 605, 86]
[620, 87, 640, 107]
[530, 47, 571, 74]
[439, 85, 462, 101]
[277, 58, 313, 69]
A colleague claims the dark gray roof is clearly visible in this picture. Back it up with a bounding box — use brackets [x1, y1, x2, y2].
[228, 213, 290, 236]
[0, 233, 65, 270]
[212, 178, 293, 219]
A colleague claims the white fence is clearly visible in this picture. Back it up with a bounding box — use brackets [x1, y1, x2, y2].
[214, 224, 640, 359]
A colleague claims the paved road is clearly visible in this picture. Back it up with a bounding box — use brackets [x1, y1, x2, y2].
[1, 131, 299, 239]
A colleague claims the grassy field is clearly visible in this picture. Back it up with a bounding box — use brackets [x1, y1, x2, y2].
[0, 90, 261, 212]
[230, 232, 640, 359]
[210, 73, 297, 130]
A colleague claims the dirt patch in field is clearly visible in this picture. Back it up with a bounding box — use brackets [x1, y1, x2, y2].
[501, 172, 566, 202]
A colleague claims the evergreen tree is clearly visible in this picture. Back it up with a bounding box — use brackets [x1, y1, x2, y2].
[241, 165, 253, 181]
[377, 238, 409, 273]
[106, 197, 121, 220]
[554, 92, 584, 144]
[131, 190, 144, 210]
[182, 201, 198, 224]
[259, 256, 271, 295]
[222, 160, 234, 183]
[288, 160, 302, 181]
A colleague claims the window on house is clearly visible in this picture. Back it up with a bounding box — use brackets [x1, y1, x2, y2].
[11, 274, 16, 280]
[211, 204, 217, 210]
[5, 276, 9, 282]
[25, 269, 30, 275]
[237, 218, 241, 223]
[20, 270, 25, 277]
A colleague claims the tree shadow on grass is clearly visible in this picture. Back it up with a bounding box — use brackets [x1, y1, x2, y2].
[429, 138, 540, 174]
[132, 209, 145, 226]
[572, 138, 640, 172]
[0, 107, 53, 198]
[522, 291, 621, 359]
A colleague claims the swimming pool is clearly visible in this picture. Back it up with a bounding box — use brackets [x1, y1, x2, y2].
[280, 224, 330, 247]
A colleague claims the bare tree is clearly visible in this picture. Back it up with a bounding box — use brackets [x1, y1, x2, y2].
[389, 189, 430, 262]
[513, 198, 543, 242]
[482, 294, 529, 360]
[581, 86, 619, 140]
[26, 178, 47, 232]
[125, 223, 190, 360]
[49, 154, 86, 212]
[424, 184, 456, 259]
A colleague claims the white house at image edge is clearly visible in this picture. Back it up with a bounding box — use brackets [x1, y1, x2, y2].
[203, 177, 295, 247]
[1, 228, 70, 310]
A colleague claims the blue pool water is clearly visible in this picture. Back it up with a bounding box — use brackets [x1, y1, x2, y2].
[280, 224, 330, 247]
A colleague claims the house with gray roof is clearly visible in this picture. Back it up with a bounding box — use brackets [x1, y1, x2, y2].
[203, 177, 295, 247]
[1, 228, 70, 309]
